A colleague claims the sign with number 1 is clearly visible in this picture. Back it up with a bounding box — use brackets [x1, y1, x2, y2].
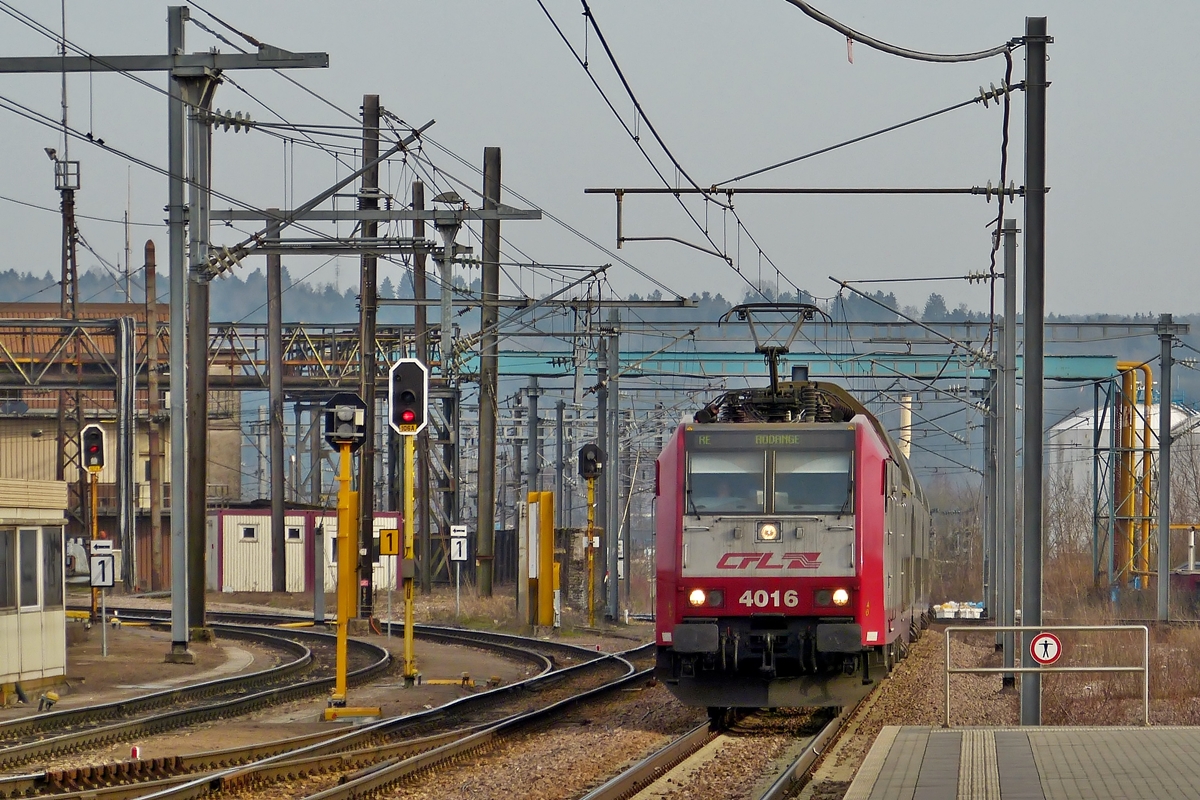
[90, 554, 115, 588]
[379, 528, 399, 556]
[450, 537, 468, 562]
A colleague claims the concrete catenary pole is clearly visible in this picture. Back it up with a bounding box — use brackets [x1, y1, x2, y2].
[477, 147, 501, 595]
[607, 311, 620, 619]
[1002, 218, 1018, 687]
[185, 75, 216, 634]
[1158, 313, 1175, 620]
[267, 210, 285, 593]
[145, 241, 164, 592]
[358, 94, 380, 617]
[596, 337, 608, 616]
[165, 5, 191, 661]
[1020, 16, 1049, 726]
[555, 400, 565, 529]
[984, 370, 997, 620]
[412, 181, 433, 593]
[527, 378, 540, 491]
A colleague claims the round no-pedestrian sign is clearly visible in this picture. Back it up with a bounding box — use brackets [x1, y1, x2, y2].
[1030, 632, 1062, 665]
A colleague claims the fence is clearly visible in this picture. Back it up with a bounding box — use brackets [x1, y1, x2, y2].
[943, 624, 1149, 727]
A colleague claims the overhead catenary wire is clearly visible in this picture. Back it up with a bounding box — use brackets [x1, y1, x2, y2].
[781, 0, 1019, 63]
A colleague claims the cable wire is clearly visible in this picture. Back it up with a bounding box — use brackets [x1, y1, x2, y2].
[782, 0, 1018, 63]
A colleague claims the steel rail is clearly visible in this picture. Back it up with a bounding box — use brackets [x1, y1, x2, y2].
[4, 609, 631, 799]
[578, 721, 715, 800]
[127, 648, 644, 800]
[757, 706, 851, 800]
[0, 623, 391, 771]
[0, 627, 313, 743]
[0, 629, 556, 798]
[299, 661, 648, 800]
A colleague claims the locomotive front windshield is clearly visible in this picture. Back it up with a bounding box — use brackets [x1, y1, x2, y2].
[685, 427, 855, 516]
[688, 452, 765, 513]
[774, 451, 852, 514]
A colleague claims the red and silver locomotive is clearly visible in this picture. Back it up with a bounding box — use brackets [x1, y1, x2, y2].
[655, 375, 931, 710]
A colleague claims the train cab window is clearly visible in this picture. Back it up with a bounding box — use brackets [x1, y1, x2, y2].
[773, 451, 853, 514]
[688, 452, 765, 513]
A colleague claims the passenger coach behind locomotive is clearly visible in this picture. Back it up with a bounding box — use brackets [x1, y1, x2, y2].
[654, 377, 931, 709]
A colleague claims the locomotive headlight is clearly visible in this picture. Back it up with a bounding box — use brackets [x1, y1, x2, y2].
[757, 522, 780, 542]
[832, 588, 850, 607]
[815, 589, 833, 606]
[688, 588, 707, 606]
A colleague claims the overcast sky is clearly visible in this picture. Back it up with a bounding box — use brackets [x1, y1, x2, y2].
[0, 1, 1194, 317]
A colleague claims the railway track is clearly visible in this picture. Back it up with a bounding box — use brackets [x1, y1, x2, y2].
[1, 645, 646, 800]
[579, 702, 852, 800]
[0, 619, 391, 773]
[0, 609, 629, 799]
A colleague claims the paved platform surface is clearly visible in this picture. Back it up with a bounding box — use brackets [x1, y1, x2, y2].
[847, 726, 1200, 800]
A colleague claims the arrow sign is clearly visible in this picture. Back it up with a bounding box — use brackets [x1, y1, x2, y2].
[1030, 632, 1062, 665]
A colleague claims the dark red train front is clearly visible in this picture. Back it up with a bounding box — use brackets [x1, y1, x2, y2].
[654, 378, 930, 709]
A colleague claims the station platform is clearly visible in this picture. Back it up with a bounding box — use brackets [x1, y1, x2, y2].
[846, 725, 1200, 800]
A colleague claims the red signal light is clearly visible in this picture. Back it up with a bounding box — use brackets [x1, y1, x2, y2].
[401, 409, 416, 423]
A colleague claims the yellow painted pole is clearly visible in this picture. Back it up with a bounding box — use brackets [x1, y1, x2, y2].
[403, 434, 417, 683]
[538, 491, 554, 626]
[332, 442, 353, 705]
[586, 477, 596, 628]
[90, 471, 99, 623]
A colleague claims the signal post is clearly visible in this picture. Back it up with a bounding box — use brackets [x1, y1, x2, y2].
[82, 425, 106, 624]
[390, 358, 428, 685]
[578, 444, 606, 628]
[322, 393, 375, 718]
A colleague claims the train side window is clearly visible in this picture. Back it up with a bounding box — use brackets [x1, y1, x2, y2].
[0, 529, 15, 610]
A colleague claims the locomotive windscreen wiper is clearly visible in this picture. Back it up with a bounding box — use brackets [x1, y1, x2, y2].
[837, 474, 854, 517]
[686, 487, 702, 519]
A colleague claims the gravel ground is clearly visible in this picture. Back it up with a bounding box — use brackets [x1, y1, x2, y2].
[220, 661, 646, 800]
[799, 625, 1017, 800]
[647, 709, 827, 800]
[379, 683, 704, 800]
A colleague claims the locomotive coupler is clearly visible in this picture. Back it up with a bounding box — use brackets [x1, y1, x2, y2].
[759, 634, 778, 677]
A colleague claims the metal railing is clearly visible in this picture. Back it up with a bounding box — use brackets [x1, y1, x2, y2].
[944, 624, 1149, 727]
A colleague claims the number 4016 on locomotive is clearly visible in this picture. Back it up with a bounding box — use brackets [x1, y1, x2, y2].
[654, 305, 932, 710]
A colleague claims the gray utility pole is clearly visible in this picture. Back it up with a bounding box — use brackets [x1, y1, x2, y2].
[1021, 15, 1050, 727]
[596, 338, 609, 616]
[983, 370, 996, 620]
[527, 378, 540, 491]
[185, 73, 217, 636]
[555, 400, 566, 529]
[477, 147, 502, 596]
[413, 181, 433, 594]
[309, 404, 322, 503]
[0, 5, 329, 660]
[1158, 313, 1189, 619]
[267, 211, 285, 593]
[606, 312, 621, 620]
[1001, 218, 1018, 688]
[358, 95, 381, 618]
[145, 241, 165, 592]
